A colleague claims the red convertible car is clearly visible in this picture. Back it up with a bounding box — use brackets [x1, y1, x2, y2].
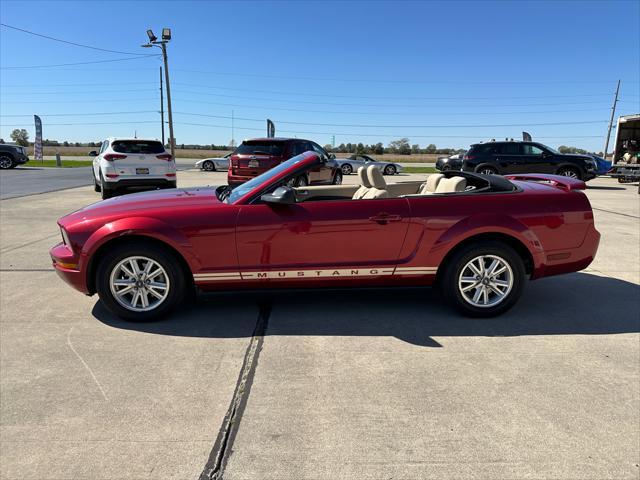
[50, 152, 600, 321]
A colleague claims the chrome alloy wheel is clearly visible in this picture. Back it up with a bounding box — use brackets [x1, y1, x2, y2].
[559, 169, 578, 179]
[109, 256, 170, 312]
[0, 156, 13, 169]
[458, 255, 513, 308]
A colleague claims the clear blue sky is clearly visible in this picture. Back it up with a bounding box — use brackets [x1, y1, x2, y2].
[1, 0, 639, 152]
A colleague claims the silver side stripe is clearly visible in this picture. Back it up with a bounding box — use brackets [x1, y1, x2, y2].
[194, 266, 437, 283]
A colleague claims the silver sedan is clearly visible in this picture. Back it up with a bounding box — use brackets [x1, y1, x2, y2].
[334, 154, 403, 176]
[195, 153, 231, 172]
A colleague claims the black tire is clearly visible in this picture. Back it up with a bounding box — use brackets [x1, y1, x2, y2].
[440, 241, 526, 318]
[384, 164, 396, 175]
[96, 242, 186, 321]
[556, 166, 582, 180]
[476, 165, 498, 175]
[341, 164, 353, 175]
[202, 160, 215, 172]
[442, 164, 451, 171]
[94, 175, 101, 192]
[333, 171, 343, 184]
[0, 155, 15, 170]
[100, 174, 114, 200]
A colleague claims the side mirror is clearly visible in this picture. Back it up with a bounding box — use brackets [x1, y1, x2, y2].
[88, 151, 98, 157]
[329, 153, 336, 160]
[261, 186, 296, 205]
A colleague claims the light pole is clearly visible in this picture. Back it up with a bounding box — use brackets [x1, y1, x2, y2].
[143, 28, 175, 160]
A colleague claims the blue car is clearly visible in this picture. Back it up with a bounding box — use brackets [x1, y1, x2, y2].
[589, 155, 612, 176]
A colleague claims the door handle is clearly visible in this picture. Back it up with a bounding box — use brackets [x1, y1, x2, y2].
[369, 213, 402, 225]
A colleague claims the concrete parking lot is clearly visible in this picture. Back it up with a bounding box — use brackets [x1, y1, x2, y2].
[0, 169, 638, 479]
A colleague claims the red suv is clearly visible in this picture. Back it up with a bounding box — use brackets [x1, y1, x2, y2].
[228, 138, 342, 186]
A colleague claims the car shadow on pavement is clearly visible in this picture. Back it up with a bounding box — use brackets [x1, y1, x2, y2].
[92, 272, 640, 347]
[587, 185, 627, 190]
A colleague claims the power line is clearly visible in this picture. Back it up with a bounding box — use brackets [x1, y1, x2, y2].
[0, 121, 158, 127]
[172, 82, 621, 101]
[172, 68, 640, 85]
[0, 23, 146, 55]
[0, 88, 157, 96]
[0, 111, 157, 117]
[1, 97, 158, 104]
[1, 55, 159, 69]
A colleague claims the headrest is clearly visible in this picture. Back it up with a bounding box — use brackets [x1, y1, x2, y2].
[357, 166, 371, 187]
[367, 165, 387, 189]
[435, 177, 467, 193]
[424, 173, 445, 192]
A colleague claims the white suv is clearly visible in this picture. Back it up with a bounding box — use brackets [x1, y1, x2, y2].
[90, 138, 177, 199]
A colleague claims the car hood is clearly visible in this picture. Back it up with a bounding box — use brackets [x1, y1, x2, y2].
[59, 187, 224, 226]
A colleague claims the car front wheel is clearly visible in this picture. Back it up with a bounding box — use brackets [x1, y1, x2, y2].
[384, 164, 396, 175]
[441, 241, 525, 317]
[96, 243, 186, 321]
[341, 164, 352, 175]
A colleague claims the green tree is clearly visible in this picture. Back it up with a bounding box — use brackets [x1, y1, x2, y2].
[411, 144, 421, 154]
[356, 143, 365, 154]
[10, 129, 29, 147]
[425, 144, 437, 153]
[389, 138, 411, 155]
[373, 142, 384, 155]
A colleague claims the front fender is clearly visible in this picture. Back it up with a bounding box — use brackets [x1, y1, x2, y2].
[81, 216, 201, 272]
[428, 213, 546, 273]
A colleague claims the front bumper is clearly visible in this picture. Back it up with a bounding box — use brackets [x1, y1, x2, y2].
[50, 242, 90, 294]
[14, 154, 29, 165]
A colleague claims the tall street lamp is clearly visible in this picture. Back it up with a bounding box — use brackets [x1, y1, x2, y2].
[143, 28, 175, 160]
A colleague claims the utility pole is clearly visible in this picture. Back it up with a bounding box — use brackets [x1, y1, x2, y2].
[603, 79, 620, 161]
[143, 28, 174, 159]
[160, 42, 175, 160]
[159, 66, 165, 146]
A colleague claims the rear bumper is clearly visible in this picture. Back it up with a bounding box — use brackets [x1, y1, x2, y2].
[103, 177, 176, 190]
[50, 243, 90, 294]
[533, 224, 601, 279]
[227, 173, 257, 186]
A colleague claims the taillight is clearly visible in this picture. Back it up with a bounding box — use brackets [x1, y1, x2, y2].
[463, 155, 475, 161]
[156, 153, 173, 161]
[104, 153, 127, 161]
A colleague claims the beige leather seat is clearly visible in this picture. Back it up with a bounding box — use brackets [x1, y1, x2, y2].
[435, 177, 467, 193]
[352, 167, 372, 199]
[363, 165, 390, 199]
[419, 173, 445, 195]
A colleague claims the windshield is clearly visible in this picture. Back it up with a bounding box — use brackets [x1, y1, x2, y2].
[224, 154, 308, 203]
[111, 140, 165, 154]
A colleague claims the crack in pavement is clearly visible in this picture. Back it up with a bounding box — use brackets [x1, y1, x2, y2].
[199, 301, 271, 480]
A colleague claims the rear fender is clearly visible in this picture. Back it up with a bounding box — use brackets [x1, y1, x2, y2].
[429, 213, 545, 272]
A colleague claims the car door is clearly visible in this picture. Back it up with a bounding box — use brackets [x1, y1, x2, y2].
[235, 197, 412, 275]
[521, 143, 552, 173]
[94, 140, 107, 180]
[494, 143, 524, 173]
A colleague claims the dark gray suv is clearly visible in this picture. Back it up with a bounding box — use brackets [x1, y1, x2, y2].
[0, 144, 29, 169]
[462, 141, 597, 181]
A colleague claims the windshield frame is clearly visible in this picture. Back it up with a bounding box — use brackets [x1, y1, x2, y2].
[223, 152, 319, 204]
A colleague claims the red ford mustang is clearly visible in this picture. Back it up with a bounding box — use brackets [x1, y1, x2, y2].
[50, 151, 600, 321]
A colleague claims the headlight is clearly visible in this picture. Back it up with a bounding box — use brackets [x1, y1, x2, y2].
[60, 227, 72, 249]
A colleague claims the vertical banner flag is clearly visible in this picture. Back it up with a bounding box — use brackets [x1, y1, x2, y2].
[522, 131, 532, 142]
[34, 115, 43, 161]
[267, 119, 275, 138]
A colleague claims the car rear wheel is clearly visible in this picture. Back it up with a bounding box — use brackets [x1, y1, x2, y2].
[477, 166, 498, 175]
[0, 155, 15, 169]
[93, 175, 101, 192]
[96, 244, 186, 321]
[202, 160, 215, 171]
[384, 164, 396, 175]
[441, 241, 525, 317]
[556, 166, 581, 180]
[100, 174, 113, 200]
[341, 164, 353, 175]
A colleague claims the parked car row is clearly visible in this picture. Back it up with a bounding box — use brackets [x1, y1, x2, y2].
[52, 151, 601, 322]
